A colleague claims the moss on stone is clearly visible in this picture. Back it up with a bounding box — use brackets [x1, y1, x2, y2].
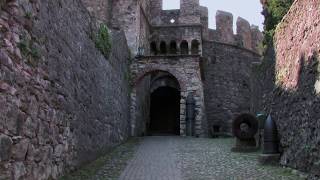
[59, 138, 140, 180]
[263, 0, 294, 47]
[18, 33, 41, 66]
[94, 24, 112, 58]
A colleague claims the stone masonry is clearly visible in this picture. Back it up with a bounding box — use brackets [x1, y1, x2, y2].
[0, 0, 132, 179]
[127, 0, 262, 137]
[131, 56, 205, 136]
[252, 0, 320, 177]
[0, 0, 264, 179]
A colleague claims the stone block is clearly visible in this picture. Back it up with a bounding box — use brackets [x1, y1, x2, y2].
[0, 134, 12, 162]
[258, 154, 280, 166]
[216, 10, 234, 44]
[11, 138, 29, 161]
[236, 17, 252, 50]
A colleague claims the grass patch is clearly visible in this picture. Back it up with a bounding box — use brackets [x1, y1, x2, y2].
[25, 12, 33, 19]
[59, 138, 140, 180]
[18, 33, 40, 66]
[94, 24, 112, 58]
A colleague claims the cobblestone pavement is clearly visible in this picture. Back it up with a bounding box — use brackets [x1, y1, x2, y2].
[119, 136, 182, 180]
[61, 137, 305, 180]
[176, 137, 304, 180]
[118, 137, 304, 180]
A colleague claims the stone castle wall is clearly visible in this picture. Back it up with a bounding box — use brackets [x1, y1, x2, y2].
[257, 0, 320, 176]
[0, 0, 132, 179]
[203, 41, 261, 134]
[210, 11, 263, 53]
[130, 76, 151, 136]
[81, 0, 263, 55]
[82, 0, 151, 55]
[81, 0, 113, 25]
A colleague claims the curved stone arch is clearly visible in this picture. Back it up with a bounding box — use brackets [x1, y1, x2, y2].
[169, 40, 178, 54]
[150, 75, 181, 94]
[180, 40, 189, 55]
[191, 39, 200, 54]
[159, 41, 167, 54]
[131, 66, 189, 136]
[132, 67, 187, 93]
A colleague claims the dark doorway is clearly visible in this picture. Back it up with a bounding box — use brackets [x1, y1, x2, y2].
[180, 40, 189, 55]
[149, 87, 180, 135]
[191, 39, 200, 54]
[169, 41, 177, 54]
[160, 41, 167, 54]
[150, 41, 158, 55]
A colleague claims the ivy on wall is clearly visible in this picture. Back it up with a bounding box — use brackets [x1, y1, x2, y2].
[94, 24, 112, 58]
[263, 0, 294, 46]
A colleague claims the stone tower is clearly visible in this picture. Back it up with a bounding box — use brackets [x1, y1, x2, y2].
[150, 0, 163, 25]
[179, 0, 201, 24]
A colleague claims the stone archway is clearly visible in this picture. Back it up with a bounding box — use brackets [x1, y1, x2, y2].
[131, 69, 185, 136]
[130, 56, 207, 137]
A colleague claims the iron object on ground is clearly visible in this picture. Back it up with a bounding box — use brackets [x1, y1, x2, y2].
[258, 115, 280, 165]
[263, 115, 279, 154]
[231, 113, 259, 152]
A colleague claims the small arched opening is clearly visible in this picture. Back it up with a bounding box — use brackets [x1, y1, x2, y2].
[191, 39, 200, 55]
[150, 41, 158, 55]
[160, 41, 167, 55]
[150, 73, 181, 135]
[169, 41, 178, 54]
[180, 40, 189, 55]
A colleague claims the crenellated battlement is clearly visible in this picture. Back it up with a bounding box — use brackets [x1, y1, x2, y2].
[208, 10, 263, 52]
[148, 0, 262, 53]
[81, 0, 263, 54]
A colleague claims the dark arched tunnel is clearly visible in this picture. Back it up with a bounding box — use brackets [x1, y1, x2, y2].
[149, 87, 180, 135]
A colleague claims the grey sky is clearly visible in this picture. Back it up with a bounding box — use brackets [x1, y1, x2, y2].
[163, 0, 264, 31]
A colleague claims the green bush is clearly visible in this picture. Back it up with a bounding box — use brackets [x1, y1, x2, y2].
[94, 24, 112, 58]
[263, 0, 294, 46]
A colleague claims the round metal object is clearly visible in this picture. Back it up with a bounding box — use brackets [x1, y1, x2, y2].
[232, 113, 259, 140]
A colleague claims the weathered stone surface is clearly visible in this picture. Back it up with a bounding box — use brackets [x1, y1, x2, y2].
[13, 162, 26, 180]
[131, 56, 206, 136]
[253, 0, 320, 178]
[271, 0, 320, 175]
[203, 42, 261, 134]
[237, 17, 253, 50]
[0, 0, 266, 179]
[0, 134, 12, 161]
[179, 0, 200, 24]
[11, 138, 29, 161]
[216, 10, 234, 44]
[81, 0, 113, 25]
[200, 6, 209, 40]
[251, 25, 263, 54]
[0, 0, 132, 179]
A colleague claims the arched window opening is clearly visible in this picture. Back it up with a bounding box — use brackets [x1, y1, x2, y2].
[150, 41, 158, 55]
[169, 41, 177, 54]
[180, 40, 189, 55]
[191, 40, 200, 55]
[160, 41, 167, 54]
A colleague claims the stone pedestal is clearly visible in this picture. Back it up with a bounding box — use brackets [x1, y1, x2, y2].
[258, 153, 280, 165]
[231, 138, 259, 153]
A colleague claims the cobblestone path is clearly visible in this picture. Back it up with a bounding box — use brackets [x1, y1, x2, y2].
[61, 137, 305, 180]
[119, 136, 182, 180]
[176, 137, 303, 180]
[118, 137, 303, 180]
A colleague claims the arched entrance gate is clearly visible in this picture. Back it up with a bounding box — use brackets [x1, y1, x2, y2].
[130, 55, 206, 136]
